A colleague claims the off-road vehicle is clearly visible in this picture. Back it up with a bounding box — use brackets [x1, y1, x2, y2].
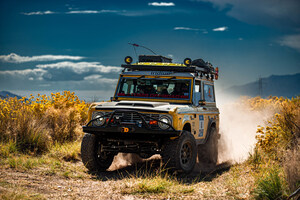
[81, 55, 220, 173]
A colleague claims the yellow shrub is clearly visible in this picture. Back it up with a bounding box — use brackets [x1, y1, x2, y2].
[0, 91, 89, 153]
[255, 96, 299, 160]
[242, 96, 286, 112]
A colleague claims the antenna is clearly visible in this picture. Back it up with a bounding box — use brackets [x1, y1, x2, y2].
[128, 43, 157, 56]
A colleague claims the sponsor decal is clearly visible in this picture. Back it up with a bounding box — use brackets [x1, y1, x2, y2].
[199, 115, 204, 137]
[150, 71, 172, 75]
[121, 127, 129, 133]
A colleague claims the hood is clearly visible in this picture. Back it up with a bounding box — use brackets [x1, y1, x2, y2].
[95, 100, 188, 112]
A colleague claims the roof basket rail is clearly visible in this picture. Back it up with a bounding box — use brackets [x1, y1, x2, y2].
[122, 55, 219, 80]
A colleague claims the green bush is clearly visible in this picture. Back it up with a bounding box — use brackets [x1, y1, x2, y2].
[253, 167, 288, 200]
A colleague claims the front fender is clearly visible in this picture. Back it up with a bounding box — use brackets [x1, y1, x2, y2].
[197, 118, 217, 144]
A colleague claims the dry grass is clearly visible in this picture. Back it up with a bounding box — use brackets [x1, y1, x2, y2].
[0, 147, 256, 200]
[283, 148, 300, 192]
[0, 140, 86, 179]
[120, 167, 195, 197]
[0, 180, 45, 200]
[1, 94, 299, 199]
[48, 141, 82, 162]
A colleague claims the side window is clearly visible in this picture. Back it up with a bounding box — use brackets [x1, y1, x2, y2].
[193, 80, 201, 106]
[203, 84, 215, 102]
[195, 81, 201, 92]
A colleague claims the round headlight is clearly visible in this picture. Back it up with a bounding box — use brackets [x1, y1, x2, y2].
[158, 115, 172, 130]
[92, 112, 105, 126]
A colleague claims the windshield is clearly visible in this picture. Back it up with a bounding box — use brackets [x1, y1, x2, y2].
[116, 77, 191, 99]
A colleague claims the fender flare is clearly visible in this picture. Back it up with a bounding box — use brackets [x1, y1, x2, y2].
[176, 122, 191, 137]
[197, 118, 216, 145]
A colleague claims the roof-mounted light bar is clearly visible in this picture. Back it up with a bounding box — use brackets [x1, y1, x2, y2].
[122, 55, 219, 80]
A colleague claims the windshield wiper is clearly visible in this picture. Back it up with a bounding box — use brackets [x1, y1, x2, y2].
[168, 76, 176, 80]
[138, 75, 145, 79]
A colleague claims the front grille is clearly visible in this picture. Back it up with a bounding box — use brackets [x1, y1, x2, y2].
[113, 112, 159, 122]
[100, 111, 163, 130]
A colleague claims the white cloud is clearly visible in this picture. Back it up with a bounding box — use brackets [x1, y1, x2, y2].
[118, 10, 167, 17]
[0, 68, 47, 81]
[84, 75, 117, 84]
[174, 27, 208, 34]
[148, 2, 175, 6]
[100, 10, 119, 13]
[0, 60, 121, 90]
[66, 9, 169, 17]
[21, 8, 179, 17]
[22, 11, 55, 15]
[68, 10, 99, 14]
[93, 78, 118, 84]
[0, 53, 84, 63]
[212, 26, 228, 31]
[174, 27, 199, 31]
[22, 9, 120, 15]
[279, 34, 300, 52]
[84, 74, 103, 80]
[67, 10, 118, 14]
[36, 61, 121, 74]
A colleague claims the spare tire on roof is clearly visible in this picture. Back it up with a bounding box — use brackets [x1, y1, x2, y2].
[192, 59, 209, 68]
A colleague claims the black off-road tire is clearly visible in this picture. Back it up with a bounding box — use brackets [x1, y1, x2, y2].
[81, 133, 115, 172]
[161, 131, 197, 173]
[198, 127, 218, 167]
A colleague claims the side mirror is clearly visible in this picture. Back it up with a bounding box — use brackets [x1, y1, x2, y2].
[111, 97, 117, 101]
[198, 100, 206, 106]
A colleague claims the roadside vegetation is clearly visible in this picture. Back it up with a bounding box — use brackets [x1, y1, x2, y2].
[247, 96, 300, 199]
[0, 92, 299, 199]
[0, 91, 88, 154]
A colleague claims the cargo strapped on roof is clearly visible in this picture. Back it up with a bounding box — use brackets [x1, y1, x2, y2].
[121, 64, 215, 75]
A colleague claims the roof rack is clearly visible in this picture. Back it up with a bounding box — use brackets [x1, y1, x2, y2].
[139, 55, 172, 63]
[122, 55, 219, 79]
[121, 64, 212, 73]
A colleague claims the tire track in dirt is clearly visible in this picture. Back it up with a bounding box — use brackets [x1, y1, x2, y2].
[1, 156, 232, 199]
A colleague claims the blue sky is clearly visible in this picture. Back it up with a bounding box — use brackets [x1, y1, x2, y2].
[0, 0, 299, 99]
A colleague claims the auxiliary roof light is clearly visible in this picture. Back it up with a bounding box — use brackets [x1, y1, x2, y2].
[184, 58, 192, 66]
[125, 56, 133, 64]
[215, 67, 219, 80]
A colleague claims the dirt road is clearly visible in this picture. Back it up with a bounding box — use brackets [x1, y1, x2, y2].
[1, 155, 251, 200]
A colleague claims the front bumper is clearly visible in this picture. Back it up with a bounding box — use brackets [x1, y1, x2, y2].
[82, 109, 181, 139]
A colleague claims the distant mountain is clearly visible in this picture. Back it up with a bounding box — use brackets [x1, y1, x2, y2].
[225, 73, 300, 98]
[0, 91, 23, 99]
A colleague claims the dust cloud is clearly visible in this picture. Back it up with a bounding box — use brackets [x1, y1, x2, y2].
[217, 94, 274, 164]
[109, 153, 141, 171]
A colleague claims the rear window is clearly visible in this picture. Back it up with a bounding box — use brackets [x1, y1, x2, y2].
[203, 83, 215, 102]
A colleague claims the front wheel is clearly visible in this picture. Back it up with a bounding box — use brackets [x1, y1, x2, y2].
[161, 131, 197, 173]
[81, 133, 115, 172]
